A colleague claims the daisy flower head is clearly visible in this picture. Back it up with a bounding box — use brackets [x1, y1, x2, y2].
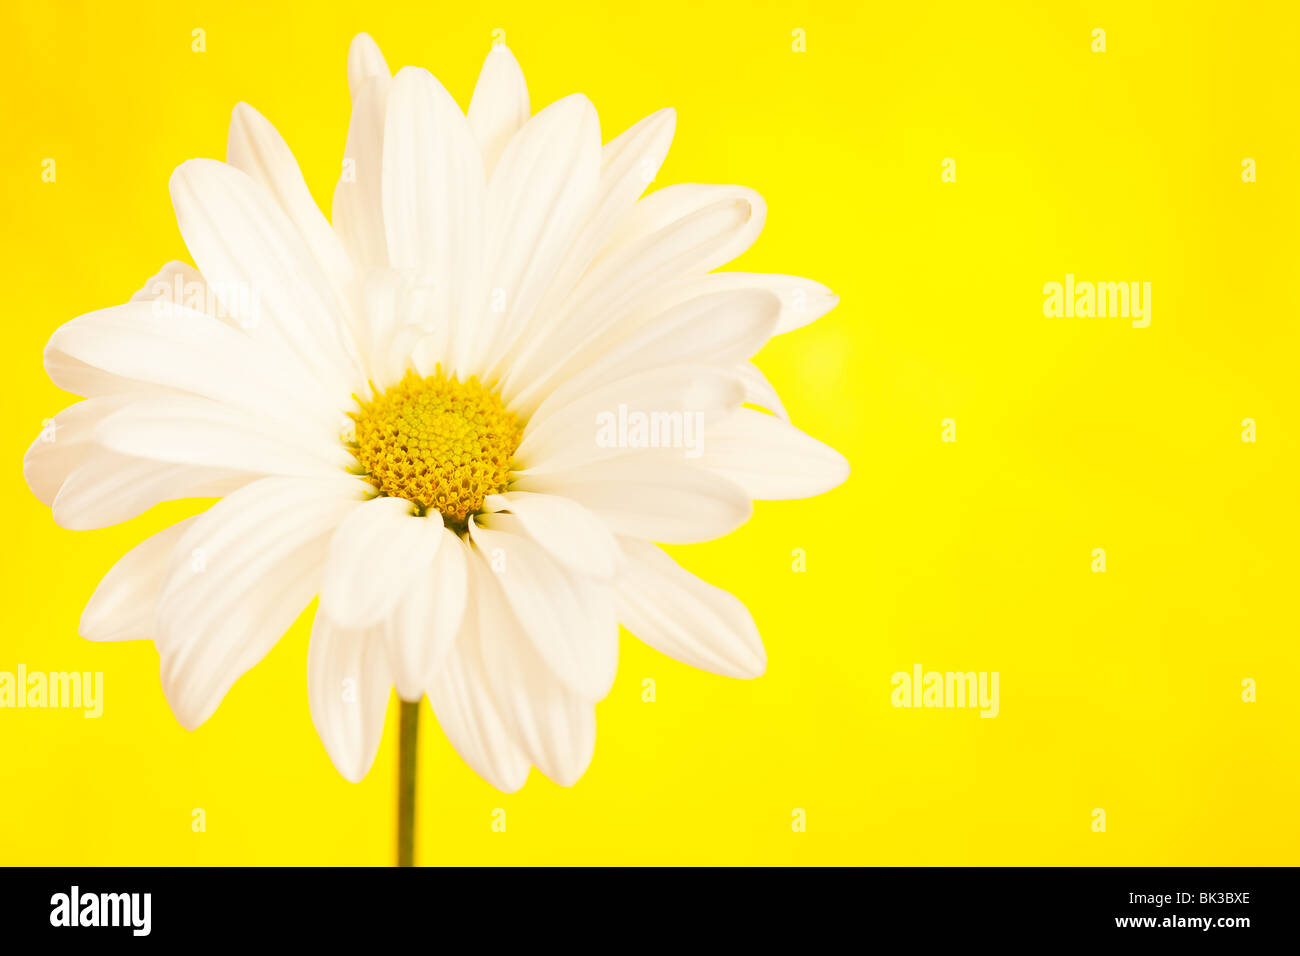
[24, 34, 849, 792]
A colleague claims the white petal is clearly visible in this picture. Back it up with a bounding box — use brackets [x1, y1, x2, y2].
[734, 361, 789, 421]
[472, 94, 600, 377]
[599, 184, 767, 266]
[318, 497, 445, 629]
[227, 103, 359, 320]
[80, 517, 198, 642]
[592, 288, 779, 375]
[555, 107, 677, 286]
[156, 476, 369, 729]
[386, 527, 468, 700]
[482, 492, 620, 579]
[565, 272, 837, 360]
[495, 108, 676, 376]
[468, 515, 618, 700]
[512, 455, 752, 544]
[428, 597, 531, 792]
[532, 289, 779, 414]
[615, 537, 765, 678]
[170, 158, 364, 401]
[130, 261, 229, 324]
[471, 552, 596, 785]
[95, 394, 354, 478]
[510, 269, 824, 406]
[466, 44, 530, 176]
[333, 73, 392, 270]
[697, 409, 850, 500]
[24, 395, 134, 505]
[52, 449, 248, 531]
[43, 301, 337, 434]
[672, 272, 838, 335]
[503, 186, 766, 411]
[308, 613, 392, 782]
[516, 365, 744, 475]
[346, 33, 389, 99]
[382, 67, 486, 371]
[352, 270, 435, 385]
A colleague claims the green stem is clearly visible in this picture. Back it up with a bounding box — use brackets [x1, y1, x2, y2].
[397, 699, 419, 867]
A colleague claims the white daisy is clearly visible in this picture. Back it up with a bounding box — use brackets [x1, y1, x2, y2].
[24, 34, 849, 794]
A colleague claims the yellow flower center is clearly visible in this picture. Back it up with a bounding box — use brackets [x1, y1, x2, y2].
[348, 369, 522, 528]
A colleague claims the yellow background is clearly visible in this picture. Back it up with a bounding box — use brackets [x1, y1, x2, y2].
[2, 0, 1296, 865]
